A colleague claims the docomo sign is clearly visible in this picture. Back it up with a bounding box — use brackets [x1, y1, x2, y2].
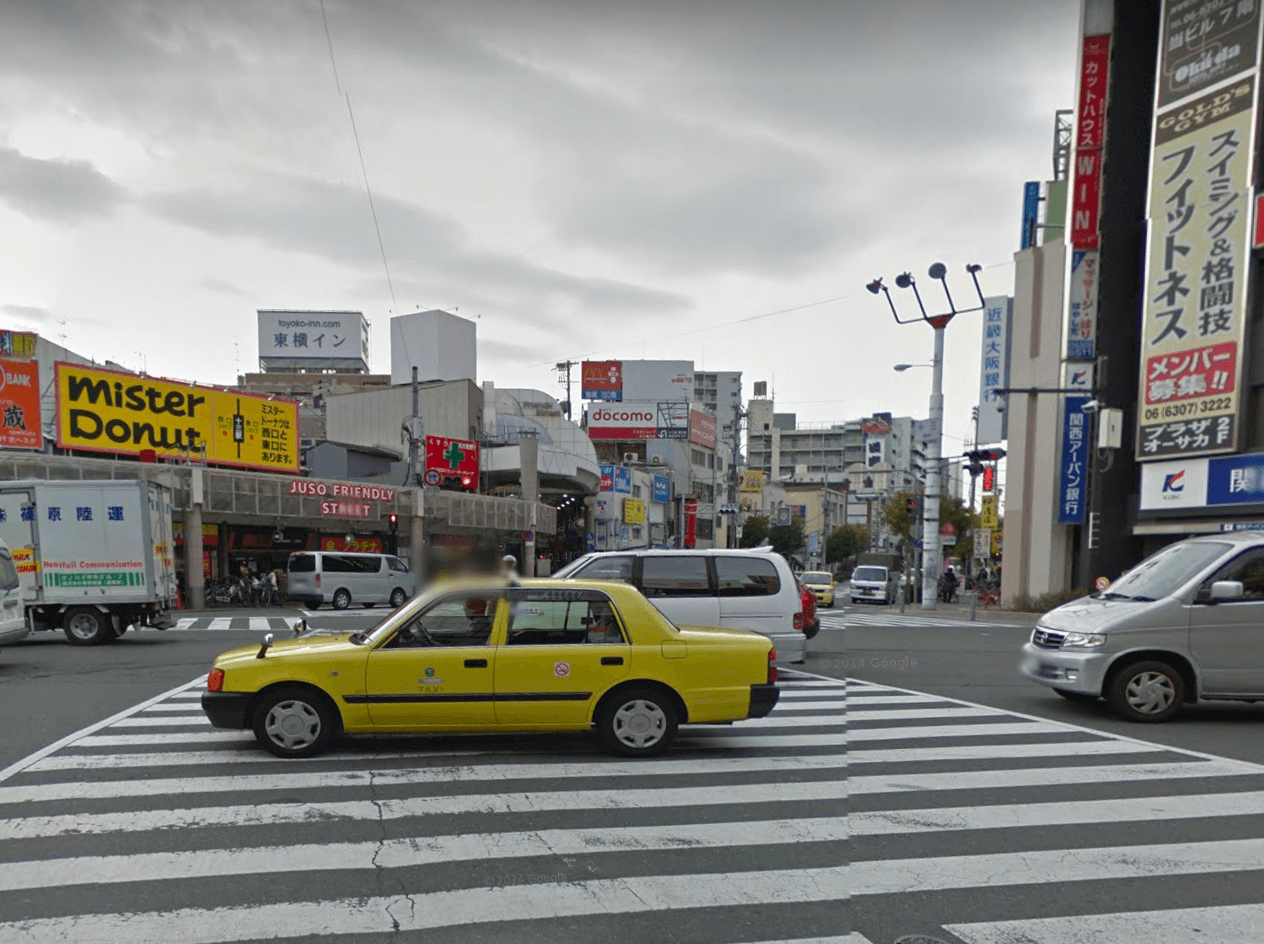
[288, 480, 396, 502]
[587, 406, 657, 440]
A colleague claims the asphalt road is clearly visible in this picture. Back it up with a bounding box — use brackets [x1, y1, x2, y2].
[3, 604, 1264, 944]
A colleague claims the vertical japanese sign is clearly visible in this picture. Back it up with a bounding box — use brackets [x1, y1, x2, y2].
[1058, 364, 1094, 525]
[1136, 75, 1258, 459]
[683, 498, 698, 548]
[976, 296, 1012, 445]
[1067, 250, 1100, 361]
[1070, 35, 1111, 250]
[1021, 181, 1041, 249]
[0, 357, 41, 449]
[1157, 0, 1261, 110]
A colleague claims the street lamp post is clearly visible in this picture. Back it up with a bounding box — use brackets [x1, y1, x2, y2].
[869, 263, 986, 610]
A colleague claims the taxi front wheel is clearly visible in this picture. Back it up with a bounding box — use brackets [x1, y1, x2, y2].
[597, 687, 679, 757]
[253, 687, 337, 758]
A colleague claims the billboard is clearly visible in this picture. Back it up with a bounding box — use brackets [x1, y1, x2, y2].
[1070, 34, 1111, 250]
[0, 330, 37, 359]
[739, 470, 765, 493]
[689, 409, 717, 449]
[623, 498, 645, 525]
[54, 363, 299, 472]
[1020, 181, 1041, 249]
[864, 436, 885, 468]
[586, 403, 690, 441]
[581, 361, 623, 401]
[0, 357, 42, 449]
[1157, 0, 1260, 110]
[652, 474, 671, 503]
[257, 310, 369, 370]
[1067, 250, 1100, 361]
[620, 360, 694, 403]
[1136, 75, 1258, 460]
[977, 296, 1013, 445]
[424, 435, 479, 489]
[1057, 364, 1094, 525]
[1138, 452, 1264, 511]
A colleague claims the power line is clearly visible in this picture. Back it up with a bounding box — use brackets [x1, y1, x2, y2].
[319, 0, 342, 94]
[345, 92, 397, 315]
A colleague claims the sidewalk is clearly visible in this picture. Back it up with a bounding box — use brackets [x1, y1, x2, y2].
[864, 597, 1041, 624]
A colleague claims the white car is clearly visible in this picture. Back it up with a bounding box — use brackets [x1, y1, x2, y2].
[0, 539, 30, 648]
[554, 548, 808, 665]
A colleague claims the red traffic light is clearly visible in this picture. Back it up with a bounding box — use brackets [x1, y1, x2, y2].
[388, 513, 398, 527]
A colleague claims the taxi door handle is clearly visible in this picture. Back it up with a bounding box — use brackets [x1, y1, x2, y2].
[601, 656, 624, 666]
[464, 658, 488, 668]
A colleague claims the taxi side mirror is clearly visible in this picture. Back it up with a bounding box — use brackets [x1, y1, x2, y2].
[1209, 580, 1244, 602]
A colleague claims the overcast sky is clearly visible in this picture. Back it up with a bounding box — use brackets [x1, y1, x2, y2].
[0, 0, 1078, 453]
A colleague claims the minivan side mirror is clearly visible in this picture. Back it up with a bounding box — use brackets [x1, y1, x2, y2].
[1209, 580, 1245, 602]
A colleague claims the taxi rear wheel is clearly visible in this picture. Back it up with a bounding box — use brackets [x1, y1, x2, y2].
[253, 687, 336, 758]
[597, 687, 678, 757]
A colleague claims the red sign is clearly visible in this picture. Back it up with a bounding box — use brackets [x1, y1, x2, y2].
[0, 357, 42, 449]
[586, 406, 658, 441]
[581, 360, 623, 400]
[320, 536, 383, 553]
[424, 435, 480, 488]
[860, 419, 891, 435]
[1070, 34, 1110, 251]
[1070, 150, 1103, 250]
[1143, 341, 1237, 405]
[940, 522, 956, 536]
[1255, 192, 1264, 249]
[1076, 35, 1110, 150]
[689, 410, 717, 449]
[320, 500, 373, 518]
[982, 465, 996, 493]
[683, 498, 698, 549]
[288, 480, 395, 502]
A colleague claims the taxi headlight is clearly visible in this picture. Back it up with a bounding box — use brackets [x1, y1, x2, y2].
[1061, 632, 1107, 649]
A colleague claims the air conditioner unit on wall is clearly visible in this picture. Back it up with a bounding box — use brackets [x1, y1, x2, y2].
[651, 457, 663, 465]
[623, 452, 637, 463]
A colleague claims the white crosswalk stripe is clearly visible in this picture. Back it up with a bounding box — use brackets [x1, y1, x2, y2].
[169, 615, 303, 632]
[819, 610, 1032, 629]
[3, 673, 1263, 944]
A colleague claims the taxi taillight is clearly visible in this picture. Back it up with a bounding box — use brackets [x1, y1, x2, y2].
[207, 668, 224, 692]
[768, 648, 777, 684]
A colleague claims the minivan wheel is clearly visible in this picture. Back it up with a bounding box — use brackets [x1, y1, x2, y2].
[389, 588, 407, 608]
[332, 589, 351, 610]
[1107, 660, 1184, 723]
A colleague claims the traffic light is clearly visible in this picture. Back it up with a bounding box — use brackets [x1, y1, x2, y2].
[388, 513, 398, 531]
[905, 495, 921, 520]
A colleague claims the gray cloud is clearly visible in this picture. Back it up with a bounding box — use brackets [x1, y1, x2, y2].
[194, 277, 252, 298]
[0, 144, 128, 223]
[2, 303, 49, 322]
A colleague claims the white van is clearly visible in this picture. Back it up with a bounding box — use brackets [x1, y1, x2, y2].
[287, 552, 414, 610]
[553, 548, 808, 664]
[0, 539, 30, 648]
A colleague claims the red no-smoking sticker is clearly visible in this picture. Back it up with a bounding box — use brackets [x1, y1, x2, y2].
[554, 662, 570, 677]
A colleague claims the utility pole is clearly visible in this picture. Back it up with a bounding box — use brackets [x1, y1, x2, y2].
[555, 360, 576, 419]
[727, 402, 746, 549]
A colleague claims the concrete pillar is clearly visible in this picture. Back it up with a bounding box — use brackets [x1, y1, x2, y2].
[520, 433, 539, 576]
[185, 504, 205, 610]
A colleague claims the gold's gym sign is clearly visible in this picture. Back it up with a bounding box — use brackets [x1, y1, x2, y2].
[54, 362, 299, 473]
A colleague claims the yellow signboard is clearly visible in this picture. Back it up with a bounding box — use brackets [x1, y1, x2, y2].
[55, 362, 299, 473]
[623, 498, 645, 525]
[739, 470, 765, 493]
[980, 495, 999, 530]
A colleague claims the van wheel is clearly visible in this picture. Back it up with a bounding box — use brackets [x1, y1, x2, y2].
[390, 588, 407, 608]
[597, 686, 678, 757]
[332, 589, 351, 610]
[1107, 660, 1184, 722]
[63, 607, 113, 646]
[253, 687, 337, 758]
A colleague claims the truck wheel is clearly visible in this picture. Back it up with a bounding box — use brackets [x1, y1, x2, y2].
[332, 589, 351, 610]
[63, 607, 113, 646]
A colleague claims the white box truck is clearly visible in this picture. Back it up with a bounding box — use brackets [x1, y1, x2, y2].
[0, 480, 177, 645]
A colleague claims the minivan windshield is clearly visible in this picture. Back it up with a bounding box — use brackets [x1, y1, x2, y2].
[1096, 540, 1231, 602]
[801, 572, 832, 587]
[852, 566, 887, 582]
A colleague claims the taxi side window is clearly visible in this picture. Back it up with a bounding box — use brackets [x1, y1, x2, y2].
[387, 593, 498, 648]
[1205, 549, 1264, 600]
[506, 591, 627, 646]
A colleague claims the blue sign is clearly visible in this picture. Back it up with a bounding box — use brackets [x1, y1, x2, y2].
[1021, 181, 1041, 249]
[599, 464, 614, 492]
[614, 466, 632, 495]
[1207, 453, 1264, 506]
[652, 475, 671, 504]
[1057, 396, 1090, 524]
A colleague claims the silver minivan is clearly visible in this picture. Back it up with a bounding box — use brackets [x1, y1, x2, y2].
[287, 552, 414, 610]
[0, 539, 28, 648]
[552, 548, 808, 665]
[1020, 531, 1264, 722]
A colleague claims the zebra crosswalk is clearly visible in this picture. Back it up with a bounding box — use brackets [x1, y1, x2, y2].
[170, 615, 303, 632]
[820, 610, 1031, 629]
[2, 672, 1263, 943]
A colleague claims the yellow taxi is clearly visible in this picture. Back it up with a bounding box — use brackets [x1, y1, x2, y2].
[800, 570, 836, 608]
[202, 575, 780, 759]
